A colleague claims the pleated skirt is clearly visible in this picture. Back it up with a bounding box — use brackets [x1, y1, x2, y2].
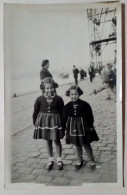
[33, 112, 64, 140]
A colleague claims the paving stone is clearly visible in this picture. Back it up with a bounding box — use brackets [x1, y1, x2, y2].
[38, 159, 48, 164]
[26, 151, 41, 157]
[70, 179, 83, 186]
[16, 167, 33, 174]
[52, 177, 70, 185]
[15, 162, 26, 167]
[63, 165, 75, 171]
[19, 175, 37, 182]
[36, 175, 53, 183]
[100, 173, 116, 183]
[62, 149, 75, 155]
[64, 155, 76, 160]
[30, 163, 45, 169]
[63, 160, 73, 165]
[46, 170, 64, 177]
[31, 169, 48, 175]
[11, 172, 20, 180]
[38, 152, 48, 159]
[15, 156, 28, 162]
[27, 158, 41, 163]
[81, 173, 101, 182]
[94, 143, 107, 147]
[99, 147, 112, 151]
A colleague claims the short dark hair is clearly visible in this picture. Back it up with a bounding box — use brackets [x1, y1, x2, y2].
[66, 85, 83, 97]
[41, 59, 49, 67]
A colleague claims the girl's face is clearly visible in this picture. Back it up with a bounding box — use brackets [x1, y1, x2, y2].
[44, 83, 55, 95]
[70, 89, 79, 102]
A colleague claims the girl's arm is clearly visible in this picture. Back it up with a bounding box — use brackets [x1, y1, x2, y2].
[62, 105, 68, 130]
[58, 97, 64, 122]
[32, 97, 40, 125]
[86, 103, 94, 128]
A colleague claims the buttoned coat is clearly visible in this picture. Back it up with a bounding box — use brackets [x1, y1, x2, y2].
[63, 99, 99, 145]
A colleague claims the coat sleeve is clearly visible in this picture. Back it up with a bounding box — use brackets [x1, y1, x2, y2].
[58, 97, 64, 123]
[86, 103, 94, 128]
[32, 97, 40, 125]
[62, 105, 68, 130]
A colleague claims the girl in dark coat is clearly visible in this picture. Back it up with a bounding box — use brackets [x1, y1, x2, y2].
[33, 77, 64, 170]
[63, 85, 99, 170]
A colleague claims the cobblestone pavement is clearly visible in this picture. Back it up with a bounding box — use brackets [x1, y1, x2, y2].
[11, 76, 117, 185]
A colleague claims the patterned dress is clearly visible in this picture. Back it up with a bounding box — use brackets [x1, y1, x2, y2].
[63, 99, 99, 146]
[33, 94, 64, 140]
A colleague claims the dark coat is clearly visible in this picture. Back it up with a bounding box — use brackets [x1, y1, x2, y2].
[33, 95, 64, 125]
[73, 68, 79, 78]
[40, 68, 52, 81]
[63, 99, 99, 145]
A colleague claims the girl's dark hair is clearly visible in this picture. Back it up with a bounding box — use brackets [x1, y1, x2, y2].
[41, 59, 49, 67]
[66, 85, 83, 97]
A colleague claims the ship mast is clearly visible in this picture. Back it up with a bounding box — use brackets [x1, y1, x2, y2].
[87, 7, 117, 71]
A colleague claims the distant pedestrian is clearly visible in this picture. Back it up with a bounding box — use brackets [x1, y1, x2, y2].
[88, 65, 95, 82]
[102, 63, 116, 100]
[33, 77, 64, 170]
[73, 65, 79, 85]
[63, 85, 99, 170]
[80, 68, 87, 81]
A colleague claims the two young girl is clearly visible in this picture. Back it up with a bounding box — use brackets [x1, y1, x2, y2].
[33, 78, 99, 170]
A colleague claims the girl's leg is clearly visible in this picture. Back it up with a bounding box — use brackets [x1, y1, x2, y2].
[75, 145, 83, 163]
[46, 140, 54, 170]
[106, 86, 111, 99]
[46, 140, 53, 157]
[75, 145, 84, 170]
[54, 140, 63, 170]
[83, 143, 94, 162]
[54, 140, 62, 158]
[109, 86, 116, 97]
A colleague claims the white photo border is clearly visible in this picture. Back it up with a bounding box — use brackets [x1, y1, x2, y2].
[0, 0, 123, 190]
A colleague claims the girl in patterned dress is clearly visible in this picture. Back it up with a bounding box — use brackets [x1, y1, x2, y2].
[63, 85, 99, 170]
[33, 77, 64, 170]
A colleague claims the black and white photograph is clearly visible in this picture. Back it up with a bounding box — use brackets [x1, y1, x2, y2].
[3, 1, 123, 188]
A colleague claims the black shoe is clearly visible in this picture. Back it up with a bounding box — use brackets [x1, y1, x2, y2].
[75, 161, 84, 170]
[57, 161, 63, 170]
[46, 161, 54, 170]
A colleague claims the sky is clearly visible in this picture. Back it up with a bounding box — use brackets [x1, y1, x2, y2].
[4, 4, 117, 95]
[4, 4, 91, 79]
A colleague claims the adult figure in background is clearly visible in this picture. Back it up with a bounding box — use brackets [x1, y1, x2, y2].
[40, 59, 52, 81]
[73, 65, 79, 85]
[40, 59, 58, 93]
[102, 63, 116, 100]
[88, 65, 95, 82]
[80, 68, 87, 81]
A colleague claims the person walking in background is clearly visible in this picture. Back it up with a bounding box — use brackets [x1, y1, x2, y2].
[73, 65, 79, 85]
[102, 63, 116, 100]
[88, 65, 95, 82]
[79, 68, 87, 81]
[63, 85, 99, 170]
[33, 77, 64, 170]
[40, 59, 58, 93]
